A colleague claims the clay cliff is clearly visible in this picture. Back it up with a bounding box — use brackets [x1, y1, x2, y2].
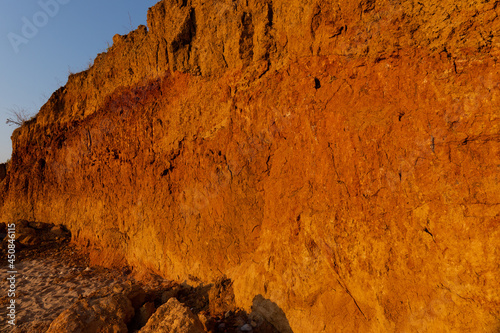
[1, 0, 500, 331]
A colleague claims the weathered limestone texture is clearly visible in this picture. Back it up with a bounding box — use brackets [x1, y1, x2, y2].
[1, 0, 499, 331]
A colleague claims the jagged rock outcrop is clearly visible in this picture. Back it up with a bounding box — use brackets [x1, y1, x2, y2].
[46, 293, 135, 333]
[1, 0, 500, 331]
[139, 298, 205, 333]
[46, 283, 147, 333]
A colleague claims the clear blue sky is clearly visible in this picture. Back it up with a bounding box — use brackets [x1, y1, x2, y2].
[0, 0, 157, 163]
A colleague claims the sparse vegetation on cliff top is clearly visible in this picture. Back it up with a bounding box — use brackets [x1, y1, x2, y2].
[5, 106, 36, 127]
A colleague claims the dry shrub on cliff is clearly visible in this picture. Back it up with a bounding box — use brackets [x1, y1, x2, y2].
[5, 106, 36, 127]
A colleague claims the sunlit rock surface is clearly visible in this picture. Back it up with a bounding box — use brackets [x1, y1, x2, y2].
[1, 0, 499, 331]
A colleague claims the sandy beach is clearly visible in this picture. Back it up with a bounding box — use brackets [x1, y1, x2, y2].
[0, 240, 138, 332]
[0, 222, 279, 333]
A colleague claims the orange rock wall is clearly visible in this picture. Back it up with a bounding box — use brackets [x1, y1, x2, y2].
[1, 0, 500, 331]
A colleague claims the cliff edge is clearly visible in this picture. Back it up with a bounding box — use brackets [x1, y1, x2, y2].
[1, 0, 500, 331]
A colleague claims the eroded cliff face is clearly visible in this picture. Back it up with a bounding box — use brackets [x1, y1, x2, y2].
[1, 0, 500, 331]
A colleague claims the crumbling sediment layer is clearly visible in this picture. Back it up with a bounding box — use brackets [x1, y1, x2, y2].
[1, 0, 500, 331]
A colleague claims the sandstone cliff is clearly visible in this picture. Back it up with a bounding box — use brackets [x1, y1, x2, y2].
[1, 0, 500, 331]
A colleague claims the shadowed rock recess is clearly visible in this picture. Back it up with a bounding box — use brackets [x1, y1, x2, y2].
[1, 0, 500, 331]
